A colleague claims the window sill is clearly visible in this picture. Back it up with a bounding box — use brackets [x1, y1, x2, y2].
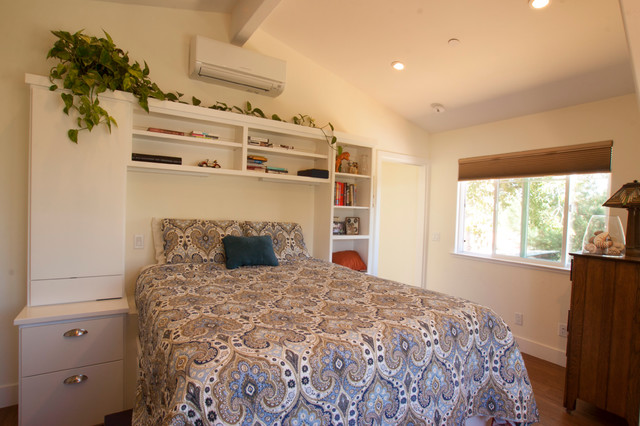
[451, 251, 570, 274]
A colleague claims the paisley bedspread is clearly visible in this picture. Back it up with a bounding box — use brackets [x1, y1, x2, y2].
[134, 258, 538, 425]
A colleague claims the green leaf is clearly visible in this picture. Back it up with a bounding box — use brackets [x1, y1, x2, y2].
[138, 96, 149, 112]
[49, 84, 58, 91]
[61, 93, 74, 114]
[271, 114, 282, 121]
[192, 96, 201, 106]
[68, 129, 78, 143]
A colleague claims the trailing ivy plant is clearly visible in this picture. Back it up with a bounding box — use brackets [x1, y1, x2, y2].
[47, 29, 336, 148]
[47, 29, 180, 142]
[292, 114, 337, 147]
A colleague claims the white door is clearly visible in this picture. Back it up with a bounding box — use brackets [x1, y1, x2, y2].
[374, 152, 428, 287]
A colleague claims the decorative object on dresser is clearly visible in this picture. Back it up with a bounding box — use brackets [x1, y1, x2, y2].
[581, 214, 625, 256]
[564, 254, 640, 426]
[603, 179, 640, 256]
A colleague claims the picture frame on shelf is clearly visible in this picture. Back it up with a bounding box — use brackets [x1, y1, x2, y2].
[333, 220, 346, 235]
[346, 217, 360, 235]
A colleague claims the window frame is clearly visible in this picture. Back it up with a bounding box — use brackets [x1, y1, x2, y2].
[455, 174, 609, 270]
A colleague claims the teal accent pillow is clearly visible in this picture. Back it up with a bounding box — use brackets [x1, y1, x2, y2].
[222, 235, 279, 269]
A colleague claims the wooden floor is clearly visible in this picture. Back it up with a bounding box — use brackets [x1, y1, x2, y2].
[0, 354, 629, 425]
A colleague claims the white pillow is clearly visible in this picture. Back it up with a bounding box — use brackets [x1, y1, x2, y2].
[151, 217, 166, 264]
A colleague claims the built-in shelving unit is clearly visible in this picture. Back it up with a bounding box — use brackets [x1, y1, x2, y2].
[129, 101, 332, 185]
[330, 141, 375, 272]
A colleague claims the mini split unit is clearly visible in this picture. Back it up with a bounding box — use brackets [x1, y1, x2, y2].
[189, 35, 286, 97]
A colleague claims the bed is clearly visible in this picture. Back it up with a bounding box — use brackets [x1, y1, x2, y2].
[134, 219, 538, 425]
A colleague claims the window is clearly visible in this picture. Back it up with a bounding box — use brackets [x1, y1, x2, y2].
[456, 141, 613, 269]
[457, 174, 610, 268]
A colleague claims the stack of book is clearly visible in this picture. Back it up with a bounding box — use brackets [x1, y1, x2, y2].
[247, 155, 268, 172]
[335, 182, 356, 206]
[248, 135, 273, 147]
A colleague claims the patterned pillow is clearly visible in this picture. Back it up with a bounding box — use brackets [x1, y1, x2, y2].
[162, 219, 242, 264]
[242, 221, 310, 261]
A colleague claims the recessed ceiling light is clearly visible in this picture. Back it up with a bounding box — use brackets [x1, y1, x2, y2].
[529, 0, 549, 9]
[431, 103, 445, 113]
[391, 61, 405, 71]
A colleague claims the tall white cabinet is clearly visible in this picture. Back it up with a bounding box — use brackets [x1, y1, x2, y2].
[15, 76, 129, 426]
[28, 82, 129, 305]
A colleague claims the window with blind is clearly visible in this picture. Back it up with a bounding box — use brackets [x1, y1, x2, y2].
[456, 141, 612, 268]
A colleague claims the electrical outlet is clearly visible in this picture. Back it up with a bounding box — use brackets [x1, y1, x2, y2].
[134, 234, 144, 249]
[514, 312, 523, 326]
[558, 323, 568, 338]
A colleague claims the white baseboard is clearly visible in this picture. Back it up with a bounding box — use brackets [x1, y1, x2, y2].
[514, 334, 566, 367]
[0, 382, 18, 408]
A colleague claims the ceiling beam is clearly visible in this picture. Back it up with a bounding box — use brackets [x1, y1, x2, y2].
[230, 0, 281, 46]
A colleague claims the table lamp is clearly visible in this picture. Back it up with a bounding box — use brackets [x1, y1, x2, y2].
[603, 180, 640, 257]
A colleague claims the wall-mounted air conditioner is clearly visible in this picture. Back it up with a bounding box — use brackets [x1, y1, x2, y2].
[189, 35, 286, 97]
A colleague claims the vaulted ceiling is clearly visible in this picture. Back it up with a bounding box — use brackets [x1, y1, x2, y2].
[107, 0, 636, 133]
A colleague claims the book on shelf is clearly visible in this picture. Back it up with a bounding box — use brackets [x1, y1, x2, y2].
[189, 130, 219, 140]
[297, 169, 329, 179]
[247, 155, 268, 163]
[334, 182, 357, 206]
[147, 127, 185, 136]
[248, 135, 269, 142]
[266, 166, 288, 174]
[247, 164, 266, 172]
[132, 153, 182, 165]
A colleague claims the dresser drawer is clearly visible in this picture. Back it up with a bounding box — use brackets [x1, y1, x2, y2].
[20, 359, 123, 426]
[20, 315, 123, 377]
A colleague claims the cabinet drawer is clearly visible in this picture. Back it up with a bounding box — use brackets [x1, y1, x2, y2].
[20, 360, 123, 426]
[21, 315, 123, 377]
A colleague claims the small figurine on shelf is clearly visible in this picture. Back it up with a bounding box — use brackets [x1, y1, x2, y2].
[349, 162, 359, 174]
[335, 151, 350, 173]
[197, 159, 221, 168]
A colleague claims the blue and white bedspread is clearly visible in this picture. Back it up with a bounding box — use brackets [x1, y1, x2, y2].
[134, 258, 538, 425]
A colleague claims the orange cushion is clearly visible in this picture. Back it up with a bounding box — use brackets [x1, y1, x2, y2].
[332, 250, 367, 271]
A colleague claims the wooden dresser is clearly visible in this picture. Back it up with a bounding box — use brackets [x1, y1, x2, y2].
[564, 253, 640, 425]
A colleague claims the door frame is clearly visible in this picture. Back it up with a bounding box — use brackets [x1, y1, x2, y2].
[373, 151, 429, 288]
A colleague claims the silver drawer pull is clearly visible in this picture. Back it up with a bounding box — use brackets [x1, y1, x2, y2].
[63, 374, 88, 385]
[63, 328, 88, 337]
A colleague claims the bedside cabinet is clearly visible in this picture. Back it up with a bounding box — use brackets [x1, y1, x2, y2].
[14, 299, 129, 426]
[564, 254, 640, 426]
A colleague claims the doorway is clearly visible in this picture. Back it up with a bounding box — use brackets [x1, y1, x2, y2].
[374, 152, 428, 287]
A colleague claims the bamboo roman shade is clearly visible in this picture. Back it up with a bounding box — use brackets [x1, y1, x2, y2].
[458, 140, 612, 181]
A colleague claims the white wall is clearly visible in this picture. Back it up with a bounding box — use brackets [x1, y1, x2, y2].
[0, 0, 429, 408]
[426, 94, 640, 365]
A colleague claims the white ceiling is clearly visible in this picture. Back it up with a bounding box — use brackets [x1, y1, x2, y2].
[108, 0, 636, 133]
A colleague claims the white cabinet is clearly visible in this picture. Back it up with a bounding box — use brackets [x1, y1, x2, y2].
[14, 299, 128, 426]
[27, 79, 129, 306]
[330, 141, 375, 271]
